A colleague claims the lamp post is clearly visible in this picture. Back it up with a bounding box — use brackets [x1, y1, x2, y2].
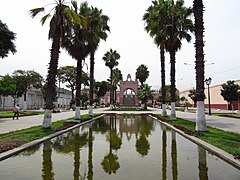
[205, 77, 212, 115]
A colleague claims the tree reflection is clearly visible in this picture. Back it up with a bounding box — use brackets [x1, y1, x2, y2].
[135, 135, 150, 156]
[162, 126, 167, 180]
[42, 140, 54, 180]
[101, 115, 120, 174]
[87, 127, 93, 180]
[198, 146, 208, 180]
[135, 116, 153, 157]
[171, 131, 178, 180]
[52, 128, 88, 179]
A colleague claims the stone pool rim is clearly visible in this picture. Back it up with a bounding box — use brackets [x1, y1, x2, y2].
[149, 114, 240, 170]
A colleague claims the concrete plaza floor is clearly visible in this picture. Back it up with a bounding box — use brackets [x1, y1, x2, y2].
[0, 107, 239, 134]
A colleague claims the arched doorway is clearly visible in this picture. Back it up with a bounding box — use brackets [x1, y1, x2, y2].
[123, 89, 136, 107]
[119, 74, 138, 106]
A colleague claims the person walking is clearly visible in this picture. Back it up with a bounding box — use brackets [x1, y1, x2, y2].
[13, 104, 20, 120]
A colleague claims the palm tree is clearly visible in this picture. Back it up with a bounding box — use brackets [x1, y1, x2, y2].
[143, 0, 169, 117]
[62, 1, 88, 119]
[193, 0, 207, 131]
[164, 0, 194, 120]
[112, 68, 123, 105]
[30, 0, 86, 127]
[135, 64, 149, 86]
[137, 84, 153, 110]
[83, 5, 110, 115]
[102, 49, 120, 109]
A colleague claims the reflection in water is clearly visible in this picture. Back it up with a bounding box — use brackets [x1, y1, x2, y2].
[135, 116, 152, 157]
[198, 146, 209, 180]
[101, 115, 120, 174]
[171, 131, 178, 180]
[42, 141, 54, 180]
[162, 126, 167, 180]
[87, 127, 93, 180]
[73, 128, 80, 180]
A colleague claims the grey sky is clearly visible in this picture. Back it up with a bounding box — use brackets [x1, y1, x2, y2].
[0, 0, 240, 91]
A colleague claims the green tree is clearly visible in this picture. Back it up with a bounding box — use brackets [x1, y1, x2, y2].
[0, 20, 17, 58]
[135, 64, 149, 86]
[221, 80, 240, 111]
[94, 81, 110, 104]
[83, 4, 110, 115]
[193, 0, 207, 131]
[30, 0, 86, 127]
[102, 49, 120, 109]
[58, 66, 89, 108]
[61, 1, 88, 119]
[12, 70, 43, 111]
[188, 88, 197, 107]
[164, 0, 194, 120]
[0, 77, 16, 111]
[58, 66, 77, 107]
[138, 84, 153, 110]
[143, 0, 168, 116]
[112, 68, 122, 105]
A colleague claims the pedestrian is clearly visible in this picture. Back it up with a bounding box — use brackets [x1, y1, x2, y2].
[13, 104, 20, 120]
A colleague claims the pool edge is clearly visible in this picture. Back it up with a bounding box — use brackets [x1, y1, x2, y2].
[0, 114, 105, 162]
[149, 114, 240, 170]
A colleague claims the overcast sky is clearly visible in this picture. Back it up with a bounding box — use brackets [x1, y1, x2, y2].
[0, 0, 240, 91]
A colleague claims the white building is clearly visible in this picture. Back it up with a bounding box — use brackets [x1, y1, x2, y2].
[0, 87, 72, 111]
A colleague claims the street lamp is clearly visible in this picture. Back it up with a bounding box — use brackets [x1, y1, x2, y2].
[205, 77, 212, 115]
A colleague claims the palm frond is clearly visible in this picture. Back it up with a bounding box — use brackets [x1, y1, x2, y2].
[29, 8, 45, 18]
[40, 13, 51, 25]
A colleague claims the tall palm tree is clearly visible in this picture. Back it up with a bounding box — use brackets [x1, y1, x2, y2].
[143, 0, 170, 117]
[164, 0, 194, 120]
[83, 5, 110, 115]
[62, 1, 88, 119]
[135, 64, 149, 86]
[102, 49, 120, 109]
[30, 0, 86, 127]
[193, 0, 208, 131]
[112, 68, 123, 105]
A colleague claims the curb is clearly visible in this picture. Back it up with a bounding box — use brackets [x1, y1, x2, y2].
[149, 115, 240, 170]
[0, 114, 105, 162]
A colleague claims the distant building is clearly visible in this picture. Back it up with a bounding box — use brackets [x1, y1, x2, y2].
[179, 79, 240, 110]
[0, 86, 72, 111]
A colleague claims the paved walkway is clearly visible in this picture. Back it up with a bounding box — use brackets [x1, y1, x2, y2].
[0, 108, 239, 134]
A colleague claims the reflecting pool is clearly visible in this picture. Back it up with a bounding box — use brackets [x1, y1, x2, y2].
[0, 115, 239, 179]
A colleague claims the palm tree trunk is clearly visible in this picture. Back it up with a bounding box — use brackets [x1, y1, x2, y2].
[160, 47, 167, 116]
[194, 0, 207, 131]
[75, 59, 83, 119]
[42, 30, 60, 128]
[170, 50, 176, 120]
[110, 68, 113, 109]
[88, 52, 94, 116]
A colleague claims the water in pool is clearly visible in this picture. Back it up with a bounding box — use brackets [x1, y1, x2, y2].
[0, 115, 239, 179]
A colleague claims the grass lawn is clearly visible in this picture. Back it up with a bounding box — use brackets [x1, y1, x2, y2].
[155, 115, 240, 157]
[0, 114, 99, 153]
[0, 111, 45, 119]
